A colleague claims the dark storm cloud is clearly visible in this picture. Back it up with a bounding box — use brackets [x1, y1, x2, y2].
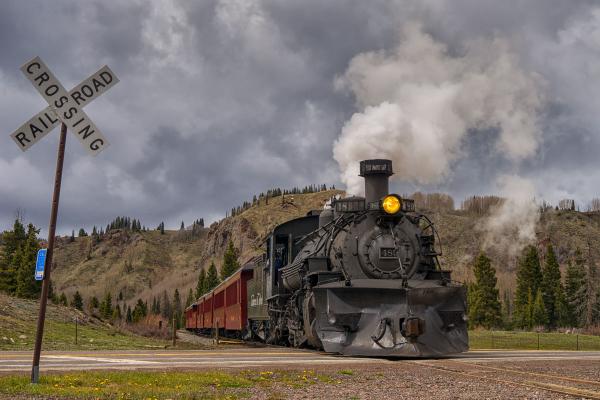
[1, 0, 600, 235]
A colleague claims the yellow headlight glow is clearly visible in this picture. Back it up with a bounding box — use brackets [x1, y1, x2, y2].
[382, 195, 401, 214]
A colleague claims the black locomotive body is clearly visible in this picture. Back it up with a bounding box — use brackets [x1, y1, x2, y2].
[245, 159, 468, 357]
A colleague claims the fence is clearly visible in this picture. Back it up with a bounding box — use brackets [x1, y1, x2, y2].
[469, 331, 600, 351]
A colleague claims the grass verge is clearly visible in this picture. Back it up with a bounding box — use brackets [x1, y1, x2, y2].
[0, 369, 344, 400]
[0, 316, 170, 351]
[0, 293, 175, 351]
[469, 330, 600, 350]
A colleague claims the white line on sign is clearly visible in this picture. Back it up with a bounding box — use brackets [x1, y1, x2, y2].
[19, 56, 110, 156]
[10, 65, 119, 152]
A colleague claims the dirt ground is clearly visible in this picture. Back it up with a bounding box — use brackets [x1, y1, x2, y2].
[241, 359, 600, 399]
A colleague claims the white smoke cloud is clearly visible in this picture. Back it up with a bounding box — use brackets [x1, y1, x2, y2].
[333, 23, 545, 195]
[482, 175, 540, 255]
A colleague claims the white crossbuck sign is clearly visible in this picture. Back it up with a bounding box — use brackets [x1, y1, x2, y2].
[10, 56, 119, 156]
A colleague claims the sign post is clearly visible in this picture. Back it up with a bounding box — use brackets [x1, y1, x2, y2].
[8, 56, 118, 383]
[31, 123, 66, 383]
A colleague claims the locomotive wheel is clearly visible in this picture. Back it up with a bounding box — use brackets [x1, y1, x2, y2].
[303, 292, 322, 349]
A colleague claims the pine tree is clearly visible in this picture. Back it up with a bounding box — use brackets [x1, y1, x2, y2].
[501, 289, 513, 328]
[132, 298, 147, 322]
[514, 245, 543, 329]
[151, 297, 157, 314]
[584, 243, 598, 327]
[78, 228, 87, 237]
[180, 221, 185, 230]
[70, 230, 75, 242]
[112, 304, 122, 320]
[531, 288, 548, 328]
[100, 292, 113, 320]
[59, 293, 68, 306]
[161, 290, 172, 320]
[565, 252, 587, 327]
[205, 261, 220, 292]
[71, 291, 83, 311]
[196, 268, 206, 298]
[0, 219, 27, 294]
[525, 288, 534, 329]
[554, 286, 570, 327]
[173, 289, 182, 328]
[126, 305, 132, 323]
[15, 223, 41, 299]
[186, 288, 194, 308]
[87, 297, 95, 311]
[160, 222, 165, 235]
[468, 253, 502, 329]
[541, 244, 563, 327]
[221, 241, 240, 280]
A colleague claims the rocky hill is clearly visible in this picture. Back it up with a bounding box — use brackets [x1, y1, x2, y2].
[50, 190, 342, 307]
[48, 190, 600, 310]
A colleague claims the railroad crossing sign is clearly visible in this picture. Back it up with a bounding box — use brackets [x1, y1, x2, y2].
[11, 56, 119, 155]
[7, 56, 119, 384]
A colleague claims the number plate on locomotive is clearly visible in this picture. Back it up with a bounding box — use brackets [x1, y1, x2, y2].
[379, 247, 398, 259]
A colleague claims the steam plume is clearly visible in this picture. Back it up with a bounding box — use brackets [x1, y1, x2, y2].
[333, 24, 544, 195]
[482, 175, 540, 255]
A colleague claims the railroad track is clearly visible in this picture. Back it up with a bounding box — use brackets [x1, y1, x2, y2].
[415, 359, 600, 399]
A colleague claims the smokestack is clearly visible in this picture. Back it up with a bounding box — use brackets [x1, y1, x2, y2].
[359, 159, 393, 204]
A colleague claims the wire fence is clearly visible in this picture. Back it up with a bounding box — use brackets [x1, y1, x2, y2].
[469, 331, 600, 351]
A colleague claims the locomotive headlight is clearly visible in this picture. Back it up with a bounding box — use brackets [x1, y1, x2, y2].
[381, 195, 401, 214]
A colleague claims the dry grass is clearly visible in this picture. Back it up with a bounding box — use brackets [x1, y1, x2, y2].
[0, 293, 169, 350]
[236, 190, 343, 242]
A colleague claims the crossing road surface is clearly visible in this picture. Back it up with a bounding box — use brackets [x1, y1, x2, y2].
[1, 349, 600, 373]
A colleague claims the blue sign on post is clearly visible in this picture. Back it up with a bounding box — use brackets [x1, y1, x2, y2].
[35, 249, 47, 281]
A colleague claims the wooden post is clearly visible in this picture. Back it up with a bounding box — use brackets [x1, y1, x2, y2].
[31, 123, 67, 384]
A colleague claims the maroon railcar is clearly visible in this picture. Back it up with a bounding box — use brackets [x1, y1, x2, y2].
[185, 264, 253, 335]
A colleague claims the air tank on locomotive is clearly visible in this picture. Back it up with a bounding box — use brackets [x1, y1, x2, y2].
[280, 159, 468, 357]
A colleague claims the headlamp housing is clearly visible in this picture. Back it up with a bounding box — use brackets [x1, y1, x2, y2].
[381, 194, 402, 215]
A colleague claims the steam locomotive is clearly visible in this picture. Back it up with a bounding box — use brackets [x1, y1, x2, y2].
[186, 159, 468, 357]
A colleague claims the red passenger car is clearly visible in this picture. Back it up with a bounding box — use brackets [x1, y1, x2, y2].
[185, 264, 253, 336]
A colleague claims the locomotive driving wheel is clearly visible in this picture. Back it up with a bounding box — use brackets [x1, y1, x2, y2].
[303, 291, 323, 349]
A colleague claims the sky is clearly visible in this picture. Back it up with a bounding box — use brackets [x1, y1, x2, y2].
[1, 0, 600, 235]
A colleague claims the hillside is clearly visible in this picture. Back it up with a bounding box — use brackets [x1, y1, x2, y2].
[47, 190, 600, 310]
[0, 292, 167, 350]
[50, 190, 342, 308]
[430, 209, 600, 293]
